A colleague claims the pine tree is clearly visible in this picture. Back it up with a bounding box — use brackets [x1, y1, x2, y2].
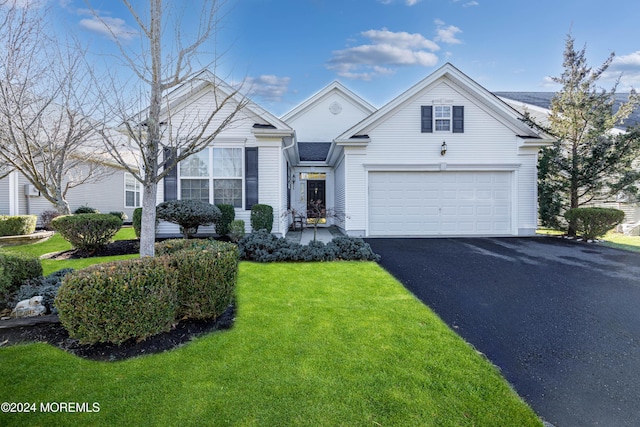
[529, 35, 640, 234]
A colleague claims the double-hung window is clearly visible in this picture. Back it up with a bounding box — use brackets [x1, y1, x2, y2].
[124, 173, 141, 208]
[434, 105, 452, 131]
[179, 147, 243, 208]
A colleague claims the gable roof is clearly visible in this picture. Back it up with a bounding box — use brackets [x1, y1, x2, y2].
[281, 80, 376, 123]
[495, 92, 640, 130]
[335, 63, 550, 144]
[132, 70, 293, 133]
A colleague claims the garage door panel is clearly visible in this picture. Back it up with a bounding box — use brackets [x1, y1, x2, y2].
[369, 171, 512, 236]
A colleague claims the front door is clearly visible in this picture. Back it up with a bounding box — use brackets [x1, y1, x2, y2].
[307, 180, 326, 223]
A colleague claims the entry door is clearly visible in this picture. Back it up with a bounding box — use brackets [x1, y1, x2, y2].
[307, 180, 326, 221]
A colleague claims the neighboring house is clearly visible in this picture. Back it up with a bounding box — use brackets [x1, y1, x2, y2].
[0, 134, 141, 223]
[498, 92, 640, 234]
[155, 63, 554, 238]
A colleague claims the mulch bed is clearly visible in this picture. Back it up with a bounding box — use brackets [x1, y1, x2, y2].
[1, 239, 236, 361]
[41, 239, 141, 260]
[0, 306, 235, 362]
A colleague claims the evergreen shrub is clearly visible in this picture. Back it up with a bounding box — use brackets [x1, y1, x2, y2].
[132, 207, 143, 239]
[228, 220, 245, 243]
[564, 207, 626, 240]
[56, 257, 178, 345]
[250, 204, 273, 233]
[0, 215, 37, 236]
[51, 214, 123, 253]
[0, 252, 44, 304]
[156, 199, 221, 239]
[214, 204, 235, 236]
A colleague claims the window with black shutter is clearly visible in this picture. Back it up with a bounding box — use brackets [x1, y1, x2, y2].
[421, 106, 433, 133]
[245, 147, 258, 210]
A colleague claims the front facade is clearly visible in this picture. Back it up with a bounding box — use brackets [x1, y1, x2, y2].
[1, 64, 553, 238]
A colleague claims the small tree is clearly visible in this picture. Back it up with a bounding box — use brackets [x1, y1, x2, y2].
[525, 35, 640, 234]
[156, 199, 221, 239]
[304, 200, 345, 242]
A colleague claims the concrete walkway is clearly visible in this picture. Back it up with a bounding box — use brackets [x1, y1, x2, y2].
[285, 226, 343, 245]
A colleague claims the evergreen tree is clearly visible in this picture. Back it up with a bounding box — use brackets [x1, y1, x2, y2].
[528, 35, 640, 234]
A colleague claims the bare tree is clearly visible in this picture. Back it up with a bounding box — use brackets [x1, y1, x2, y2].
[0, 1, 112, 214]
[88, 0, 249, 257]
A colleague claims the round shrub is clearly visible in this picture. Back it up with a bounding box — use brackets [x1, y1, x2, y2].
[55, 257, 178, 345]
[228, 219, 245, 243]
[327, 236, 381, 261]
[0, 215, 37, 236]
[51, 214, 123, 253]
[109, 211, 128, 222]
[214, 203, 235, 236]
[156, 199, 221, 239]
[564, 207, 625, 240]
[132, 207, 143, 239]
[156, 238, 239, 319]
[74, 205, 99, 214]
[250, 204, 274, 233]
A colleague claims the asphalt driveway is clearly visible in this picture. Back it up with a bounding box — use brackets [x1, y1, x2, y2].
[366, 237, 640, 427]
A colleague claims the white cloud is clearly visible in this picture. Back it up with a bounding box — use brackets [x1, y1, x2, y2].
[463, 1, 479, 7]
[327, 28, 440, 80]
[79, 15, 137, 41]
[434, 20, 463, 45]
[603, 51, 640, 89]
[245, 75, 291, 102]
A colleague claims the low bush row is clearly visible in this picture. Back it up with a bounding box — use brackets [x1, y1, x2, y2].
[0, 215, 37, 237]
[56, 239, 238, 344]
[238, 230, 380, 262]
[564, 207, 625, 240]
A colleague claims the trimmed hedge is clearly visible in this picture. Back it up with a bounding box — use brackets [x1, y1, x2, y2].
[51, 214, 123, 253]
[564, 207, 625, 240]
[0, 252, 43, 304]
[0, 215, 37, 237]
[238, 230, 380, 262]
[214, 204, 235, 236]
[132, 207, 143, 239]
[56, 239, 239, 344]
[156, 199, 221, 239]
[250, 204, 273, 233]
[56, 257, 178, 345]
[156, 239, 239, 319]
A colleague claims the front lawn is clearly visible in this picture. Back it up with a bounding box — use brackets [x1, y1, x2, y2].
[1, 227, 138, 275]
[600, 231, 640, 253]
[0, 262, 541, 426]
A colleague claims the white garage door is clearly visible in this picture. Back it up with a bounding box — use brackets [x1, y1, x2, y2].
[368, 171, 513, 236]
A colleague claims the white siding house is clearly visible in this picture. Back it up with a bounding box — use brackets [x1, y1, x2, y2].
[327, 63, 553, 237]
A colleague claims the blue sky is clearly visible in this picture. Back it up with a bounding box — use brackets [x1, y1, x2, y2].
[50, 0, 640, 116]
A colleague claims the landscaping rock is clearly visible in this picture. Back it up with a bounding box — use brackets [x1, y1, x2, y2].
[11, 296, 46, 318]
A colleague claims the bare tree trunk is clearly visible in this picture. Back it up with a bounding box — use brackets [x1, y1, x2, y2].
[139, 180, 158, 257]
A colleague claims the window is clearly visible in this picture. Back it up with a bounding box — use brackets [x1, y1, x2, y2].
[434, 105, 451, 131]
[179, 147, 243, 208]
[125, 173, 141, 208]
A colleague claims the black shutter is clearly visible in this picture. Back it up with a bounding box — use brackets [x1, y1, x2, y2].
[421, 106, 433, 133]
[163, 148, 177, 201]
[452, 106, 464, 133]
[245, 147, 258, 210]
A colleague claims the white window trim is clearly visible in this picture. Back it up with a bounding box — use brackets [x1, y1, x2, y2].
[124, 172, 142, 208]
[177, 146, 245, 208]
[433, 105, 452, 132]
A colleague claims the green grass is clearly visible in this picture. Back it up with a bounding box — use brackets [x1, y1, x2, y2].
[0, 262, 541, 426]
[1, 227, 138, 275]
[600, 231, 640, 253]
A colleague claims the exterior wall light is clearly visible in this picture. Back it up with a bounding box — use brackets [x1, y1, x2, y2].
[440, 141, 447, 156]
